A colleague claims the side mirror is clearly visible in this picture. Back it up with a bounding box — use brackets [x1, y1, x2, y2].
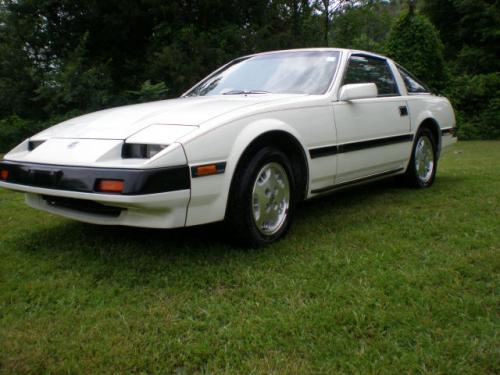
[339, 83, 378, 101]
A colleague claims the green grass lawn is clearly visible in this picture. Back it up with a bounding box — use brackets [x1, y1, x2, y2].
[0, 141, 498, 374]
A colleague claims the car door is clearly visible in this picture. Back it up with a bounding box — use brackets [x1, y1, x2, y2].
[333, 54, 412, 183]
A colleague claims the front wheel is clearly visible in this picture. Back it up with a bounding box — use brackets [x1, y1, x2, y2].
[226, 147, 296, 247]
[404, 128, 437, 188]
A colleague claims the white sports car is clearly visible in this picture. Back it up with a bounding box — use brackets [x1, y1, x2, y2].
[0, 49, 456, 246]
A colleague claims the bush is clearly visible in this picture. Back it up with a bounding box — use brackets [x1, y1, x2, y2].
[386, 11, 447, 91]
[34, 34, 114, 117]
[0, 111, 84, 153]
[0, 116, 43, 153]
[445, 73, 500, 140]
[126, 80, 169, 103]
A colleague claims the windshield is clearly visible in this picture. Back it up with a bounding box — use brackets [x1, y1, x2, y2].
[185, 50, 341, 97]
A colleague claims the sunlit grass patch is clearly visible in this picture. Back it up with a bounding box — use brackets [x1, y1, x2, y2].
[0, 141, 498, 374]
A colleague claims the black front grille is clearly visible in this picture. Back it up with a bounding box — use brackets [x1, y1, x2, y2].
[42, 195, 124, 217]
[0, 161, 190, 195]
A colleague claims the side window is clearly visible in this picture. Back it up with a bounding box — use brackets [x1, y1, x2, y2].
[397, 66, 430, 94]
[342, 55, 399, 96]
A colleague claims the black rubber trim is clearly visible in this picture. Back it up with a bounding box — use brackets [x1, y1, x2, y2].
[311, 168, 404, 194]
[441, 128, 457, 137]
[0, 161, 190, 195]
[309, 134, 414, 159]
[340, 134, 413, 153]
[309, 145, 339, 159]
[191, 162, 226, 178]
[42, 195, 124, 217]
[28, 140, 45, 151]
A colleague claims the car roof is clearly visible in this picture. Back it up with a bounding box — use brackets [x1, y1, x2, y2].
[240, 48, 389, 61]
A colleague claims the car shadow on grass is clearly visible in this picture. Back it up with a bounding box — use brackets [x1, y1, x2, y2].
[9, 174, 463, 279]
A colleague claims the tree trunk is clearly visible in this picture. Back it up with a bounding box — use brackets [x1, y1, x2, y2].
[322, 0, 329, 46]
[408, 0, 417, 15]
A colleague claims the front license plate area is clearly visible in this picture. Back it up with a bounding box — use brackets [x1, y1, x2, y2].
[28, 169, 63, 187]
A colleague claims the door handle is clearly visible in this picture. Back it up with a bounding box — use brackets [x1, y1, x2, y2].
[399, 106, 408, 117]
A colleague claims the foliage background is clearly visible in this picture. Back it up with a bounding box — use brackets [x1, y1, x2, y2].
[0, 0, 498, 151]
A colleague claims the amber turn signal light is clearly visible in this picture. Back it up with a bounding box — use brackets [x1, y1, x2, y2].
[0, 169, 8, 181]
[195, 164, 218, 177]
[96, 179, 124, 193]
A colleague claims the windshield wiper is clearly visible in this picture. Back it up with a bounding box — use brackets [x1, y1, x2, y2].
[222, 90, 271, 95]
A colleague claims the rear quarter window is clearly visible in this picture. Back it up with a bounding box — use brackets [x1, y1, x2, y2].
[397, 66, 430, 94]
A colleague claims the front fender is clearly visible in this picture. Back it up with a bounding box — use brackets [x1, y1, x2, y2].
[226, 118, 309, 179]
[182, 117, 308, 226]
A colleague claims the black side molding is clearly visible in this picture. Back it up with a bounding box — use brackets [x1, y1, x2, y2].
[0, 161, 190, 195]
[311, 168, 404, 195]
[309, 134, 414, 159]
[309, 145, 339, 159]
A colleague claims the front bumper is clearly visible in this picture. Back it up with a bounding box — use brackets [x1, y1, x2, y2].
[0, 160, 190, 194]
[441, 128, 458, 152]
[0, 161, 191, 228]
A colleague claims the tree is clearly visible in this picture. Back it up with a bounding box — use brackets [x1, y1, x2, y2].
[386, 9, 447, 90]
[330, 0, 398, 52]
[0, 0, 497, 146]
[312, 0, 353, 45]
[422, 0, 500, 75]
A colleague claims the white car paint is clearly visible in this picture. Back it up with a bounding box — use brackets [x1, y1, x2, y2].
[0, 48, 456, 230]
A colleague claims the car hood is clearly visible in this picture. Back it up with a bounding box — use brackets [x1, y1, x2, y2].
[33, 94, 302, 140]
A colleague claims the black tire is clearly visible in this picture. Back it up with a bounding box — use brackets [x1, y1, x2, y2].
[404, 128, 438, 188]
[225, 146, 296, 247]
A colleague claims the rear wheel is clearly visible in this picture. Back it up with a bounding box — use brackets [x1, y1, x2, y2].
[226, 147, 296, 247]
[405, 128, 437, 188]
